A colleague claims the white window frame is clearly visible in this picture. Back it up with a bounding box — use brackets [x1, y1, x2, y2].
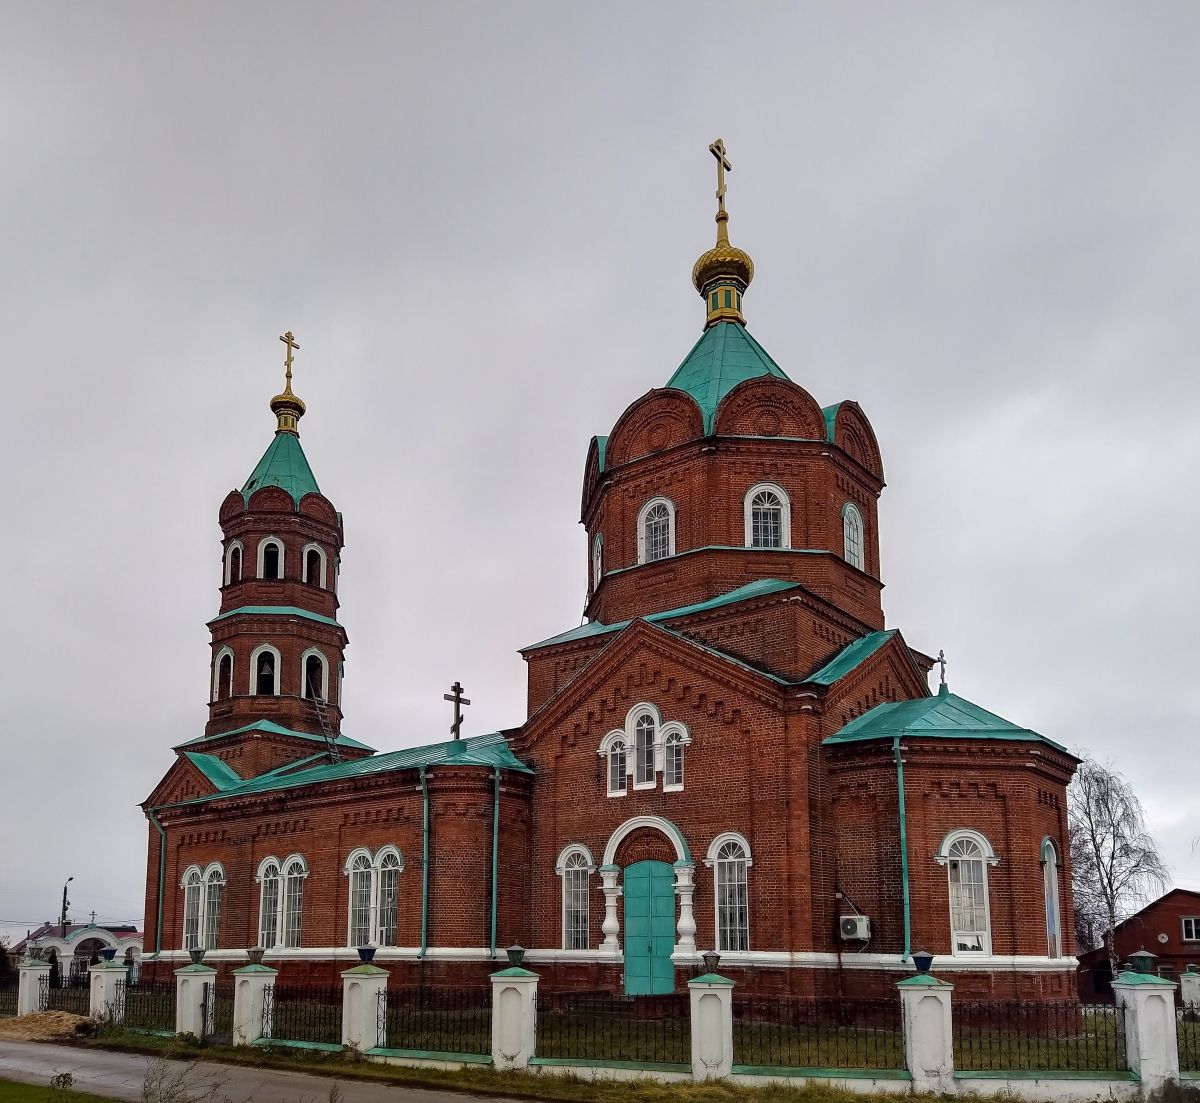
[181, 862, 225, 951]
[1041, 838, 1062, 958]
[249, 643, 282, 696]
[743, 482, 791, 549]
[636, 497, 676, 565]
[1182, 917, 1200, 942]
[223, 540, 244, 586]
[632, 710, 658, 789]
[598, 731, 628, 797]
[257, 537, 285, 580]
[842, 502, 864, 570]
[343, 846, 405, 947]
[211, 646, 235, 703]
[300, 648, 329, 702]
[256, 857, 282, 949]
[281, 854, 307, 948]
[935, 829, 998, 957]
[592, 533, 603, 592]
[301, 543, 327, 588]
[555, 844, 595, 950]
[376, 847, 403, 947]
[661, 723, 690, 792]
[706, 832, 752, 953]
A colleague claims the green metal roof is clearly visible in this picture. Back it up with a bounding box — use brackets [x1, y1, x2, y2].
[592, 435, 608, 474]
[524, 578, 801, 651]
[174, 719, 375, 754]
[242, 431, 321, 505]
[169, 732, 532, 806]
[822, 403, 840, 442]
[209, 606, 342, 629]
[823, 684, 1069, 753]
[665, 322, 790, 433]
[802, 631, 897, 687]
[183, 752, 243, 790]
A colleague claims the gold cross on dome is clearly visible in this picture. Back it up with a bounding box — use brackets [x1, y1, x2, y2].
[709, 138, 732, 213]
[279, 330, 300, 389]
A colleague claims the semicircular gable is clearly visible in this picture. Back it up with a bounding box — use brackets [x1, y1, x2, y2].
[219, 490, 246, 523]
[605, 389, 703, 468]
[246, 485, 296, 513]
[298, 493, 338, 525]
[714, 377, 825, 440]
[832, 402, 884, 479]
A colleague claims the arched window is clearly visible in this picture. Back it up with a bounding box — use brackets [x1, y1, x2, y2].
[302, 544, 326, 588]
[182, 868, 203, 951]
[744, 483, 790, 549]
[637, 498, 676, 564]
[224, 541, 243, 586]
[562, 852, 591, 950]
[204, 864, 225, 950]
[606, 738, 627, 796]
[708, 835, 751, 952]
[377, 850, 402, 947]
[592, 533, 603, 592]
[213, 649, 234, 702]
[257, 859, 281, 949]
[252, 647, 279, 696]
[1042, 839, 1062, 958]
[634, 713, 656, 787]
[302, 650, 328, 701]
[663, 729, 685, 790]
[258, 538, 284, 580]
[842, 503, 864, 570]
[282, 856, 306, 948]
[348, 853, 373, 947]
[937, 830, 996, 955]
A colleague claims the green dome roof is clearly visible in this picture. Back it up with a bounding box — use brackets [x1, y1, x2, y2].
[242, 431, 321, 504]
[665, 322, 791, 434]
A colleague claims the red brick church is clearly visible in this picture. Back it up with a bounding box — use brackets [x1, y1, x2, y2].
[141, 146, 1080, 998]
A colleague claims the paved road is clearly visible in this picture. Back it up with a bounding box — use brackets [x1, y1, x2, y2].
[0, 1040, 507, 1103]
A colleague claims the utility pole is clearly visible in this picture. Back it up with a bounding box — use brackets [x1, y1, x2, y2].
[59, 876, 73, 938]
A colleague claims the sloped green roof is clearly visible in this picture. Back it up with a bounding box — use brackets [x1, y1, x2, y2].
[802, 631, 897, 687]
[524, 578, 801, 651]
[170, 732, 532, 806]
[183, 752, 242, 790]
[209, 606, 342, 629]
[823, 684, 1069, 753]
[665, 322, 790, 433]
[822, 404, 840, 442]
[242, 431, 321, 505]
[174, 719, 374, 754]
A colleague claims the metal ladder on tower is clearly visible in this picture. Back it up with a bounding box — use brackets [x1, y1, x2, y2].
[310, 695, 341, 763]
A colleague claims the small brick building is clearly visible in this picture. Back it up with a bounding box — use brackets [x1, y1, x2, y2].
[140, 180, 1080, 999]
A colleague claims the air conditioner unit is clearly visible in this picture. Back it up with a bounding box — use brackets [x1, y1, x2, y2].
[839, 915, 871, 941]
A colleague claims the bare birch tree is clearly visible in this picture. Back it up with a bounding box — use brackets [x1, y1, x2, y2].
[1068, 754, 1169, 978]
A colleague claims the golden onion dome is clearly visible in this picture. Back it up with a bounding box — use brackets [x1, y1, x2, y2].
[692, 209, 755, 294]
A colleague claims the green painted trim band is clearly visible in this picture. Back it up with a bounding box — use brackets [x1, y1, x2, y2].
[253, 1039, 343, 1052]
[893, 736, 911, 963]
[732, 1065, 911, 1080]
[490, 765, 500, 958]
[367, 1047, 491, 1064]
[210, 605, 343, 629]
[955, 1071, 1137, 1082]
[419, 766, 430, 958]
[147, 808, 167, 957]
[529, 1057, 691, 1073]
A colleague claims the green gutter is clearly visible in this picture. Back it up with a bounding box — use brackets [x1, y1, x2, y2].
[893, 736, 911, 962]
[419, 767, 430, 958]
[147, 809, 167, 956]
[490, 766, 500, 958]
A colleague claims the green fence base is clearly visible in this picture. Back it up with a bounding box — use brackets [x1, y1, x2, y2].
[253, 1039, 343, 1053]
[732, 1065, 911, 1081]
[367, 1047, 491, 1065]
[956, 1069, 1138, 1082]
[530, 1057, 691, 1074]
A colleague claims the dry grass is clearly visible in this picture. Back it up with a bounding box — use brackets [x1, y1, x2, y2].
[0, 1013, 96, 1043]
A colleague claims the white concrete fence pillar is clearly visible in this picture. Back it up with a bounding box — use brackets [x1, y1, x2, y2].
[175, 961, 217, 1037]
[688, 970, 734, 1080]
[231, 961, 279, 1046]
[17, 960, 51, 1017]
[490, 965, 539, 1070]
[89, 958, 127, 1022]
[1180, 964, 1200, 1008]
[341, 960, 388, 1051]
[897, 973, 955, 1094]
[1111, 968, 1179, 1092]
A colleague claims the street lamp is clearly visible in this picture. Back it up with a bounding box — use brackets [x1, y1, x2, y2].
[59, 877, 73, 938]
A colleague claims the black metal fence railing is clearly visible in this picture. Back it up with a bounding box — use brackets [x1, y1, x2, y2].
[1179, 1003, 1200, 1073]
[39, 974, 90, 1015]
[261, 984, 343, 1046]
[537, 991, 691, 1066]
[731, 995, 903, 1070]
[954, 1000, 1127, 1071]
[378, 986, 492, 1056]
[123, 981, 176, 1033]
[199, 980, 234, 1045]
[0, 978, 18, 1018]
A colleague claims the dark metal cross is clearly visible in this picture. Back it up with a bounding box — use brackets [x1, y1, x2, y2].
[89, 910, 97, 924]
[936, 649, 948, 686]
[444, 681, 470, 740]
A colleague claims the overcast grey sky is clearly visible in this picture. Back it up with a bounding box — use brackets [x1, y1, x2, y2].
[1, 2, 1197, 938]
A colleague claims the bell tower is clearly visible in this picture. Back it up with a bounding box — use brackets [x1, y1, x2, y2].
[197, 334, 367, 775]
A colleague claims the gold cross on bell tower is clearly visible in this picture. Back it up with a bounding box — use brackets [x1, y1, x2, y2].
[709, 138, 732, 214]
[279, 330, 300, 392]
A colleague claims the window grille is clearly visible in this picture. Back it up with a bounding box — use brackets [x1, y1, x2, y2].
[948, 837, 989, 953]
[644, 503, 671, 562]
[204, 869, 224, 949]
[635, 715, 655, 785]
[378, 853, 401, 946]
[751, 490, 784, 548]
[716, 841, 749, 951]
[259, 863, 281, 948]
[563, 854, 590, 950]
[607, 740, 627, 795]
[664, 730, 684, 788]
[283, 860, 305, 948]
[843, 504, 864, 569]
[183, 871, 203, 951]
[349, 856, 373, 947]
[1042, 840, 1062, 957]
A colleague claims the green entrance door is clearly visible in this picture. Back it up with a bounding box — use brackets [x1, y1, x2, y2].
[623, 860, 676, 995]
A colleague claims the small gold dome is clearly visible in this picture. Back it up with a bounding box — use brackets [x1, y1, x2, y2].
[270, 386, 306, 435]
[692, 211, 755, 293]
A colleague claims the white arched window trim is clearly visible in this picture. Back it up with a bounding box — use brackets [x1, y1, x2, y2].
[704, 832, 754, 869]
[743, 482, 792, 549]
[342, 846, 405, 947]
[597, 730, 629, 798]
[705, 833, 752, 953]
[257, 537, 285, 580]
[301, 543, 327, 588]
[933, 829, 1000, 866]
[256, 856, 283, 949]
[556, 844, 595, 951]
[223, 540, 244, 585]
[1041, 838, 1063, 959]
[211, 646, 235, 702]
[661, 722, 690, 792]
[300, 648, 330, 702]
[935, 829, 997, 957]
[592, 533, 603, 592]
[636, 497, 676, 565]
[554, 843, 597, 874]
[841, 502, 865, 570]
[249, 643, 282, 696]
[631, 706, 658, 790]
[181, 863, 225, 951]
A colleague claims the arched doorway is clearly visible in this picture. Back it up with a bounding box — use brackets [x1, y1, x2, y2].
[72, 937, 109, 982]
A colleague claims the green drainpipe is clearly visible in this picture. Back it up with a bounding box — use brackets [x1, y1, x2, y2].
[893, 736, 912, 963]
[490, 766, 501, 958]
[419, 766, 430, 958]
[147, 809, 167, 957]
